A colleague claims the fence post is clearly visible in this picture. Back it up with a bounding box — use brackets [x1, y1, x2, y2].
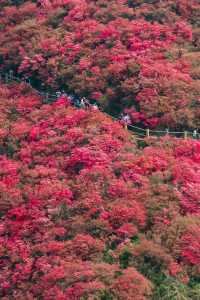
[5, 73, 8, 84]
[9, 70, 13, 81]
[124, 124, 127, 130]
[146, 128, 150, 138]
[184, 131, 188, 139]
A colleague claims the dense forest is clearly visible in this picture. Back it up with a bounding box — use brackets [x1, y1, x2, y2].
[0, 1, 200, 299]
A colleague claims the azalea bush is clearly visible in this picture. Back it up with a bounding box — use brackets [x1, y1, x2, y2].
[0, 82, 200, 299]
[0, 1, 200, 299]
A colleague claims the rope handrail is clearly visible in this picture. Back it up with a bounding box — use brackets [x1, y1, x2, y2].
[128, 124, 146, 132]
[0, 71, 198, 140]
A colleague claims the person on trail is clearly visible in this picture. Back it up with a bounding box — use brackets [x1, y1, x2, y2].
[193, 129, 198, 139]
[91, 102, 99, 111]
[56, 91, 62, 98]
[79, 97, 90, 109]
[73, 96, 82, 108]
[121, 113, 131, 130]
[122, 114, 131, 124]
[84, 97, 90, 109]
[68, 93, 78, 106]
[80, 98, 86, 108]
[67, 93, 73, 103]
[61, 90, 68, 97]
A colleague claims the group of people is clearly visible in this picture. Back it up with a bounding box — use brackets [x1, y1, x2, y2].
[55, 91, 99, 111]
[55, 91, 200, 139]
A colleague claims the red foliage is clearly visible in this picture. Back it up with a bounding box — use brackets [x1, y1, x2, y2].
[0, 83, 199, 298]
[0, 0, 200, 297]
[181, 226, 200, 267]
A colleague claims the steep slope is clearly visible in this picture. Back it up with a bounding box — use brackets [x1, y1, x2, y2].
[0, 82, 200, 299]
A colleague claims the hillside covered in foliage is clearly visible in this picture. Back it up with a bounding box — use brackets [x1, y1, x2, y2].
[0, 0, 200, 129]
[0, 82, 200, 299]
[0, 0, 200, 299]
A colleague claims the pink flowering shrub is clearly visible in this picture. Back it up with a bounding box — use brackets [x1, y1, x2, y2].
[0, 83, 199, 299]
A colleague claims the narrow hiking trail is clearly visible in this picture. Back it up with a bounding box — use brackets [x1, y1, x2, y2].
[0, 70, 198, 141]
